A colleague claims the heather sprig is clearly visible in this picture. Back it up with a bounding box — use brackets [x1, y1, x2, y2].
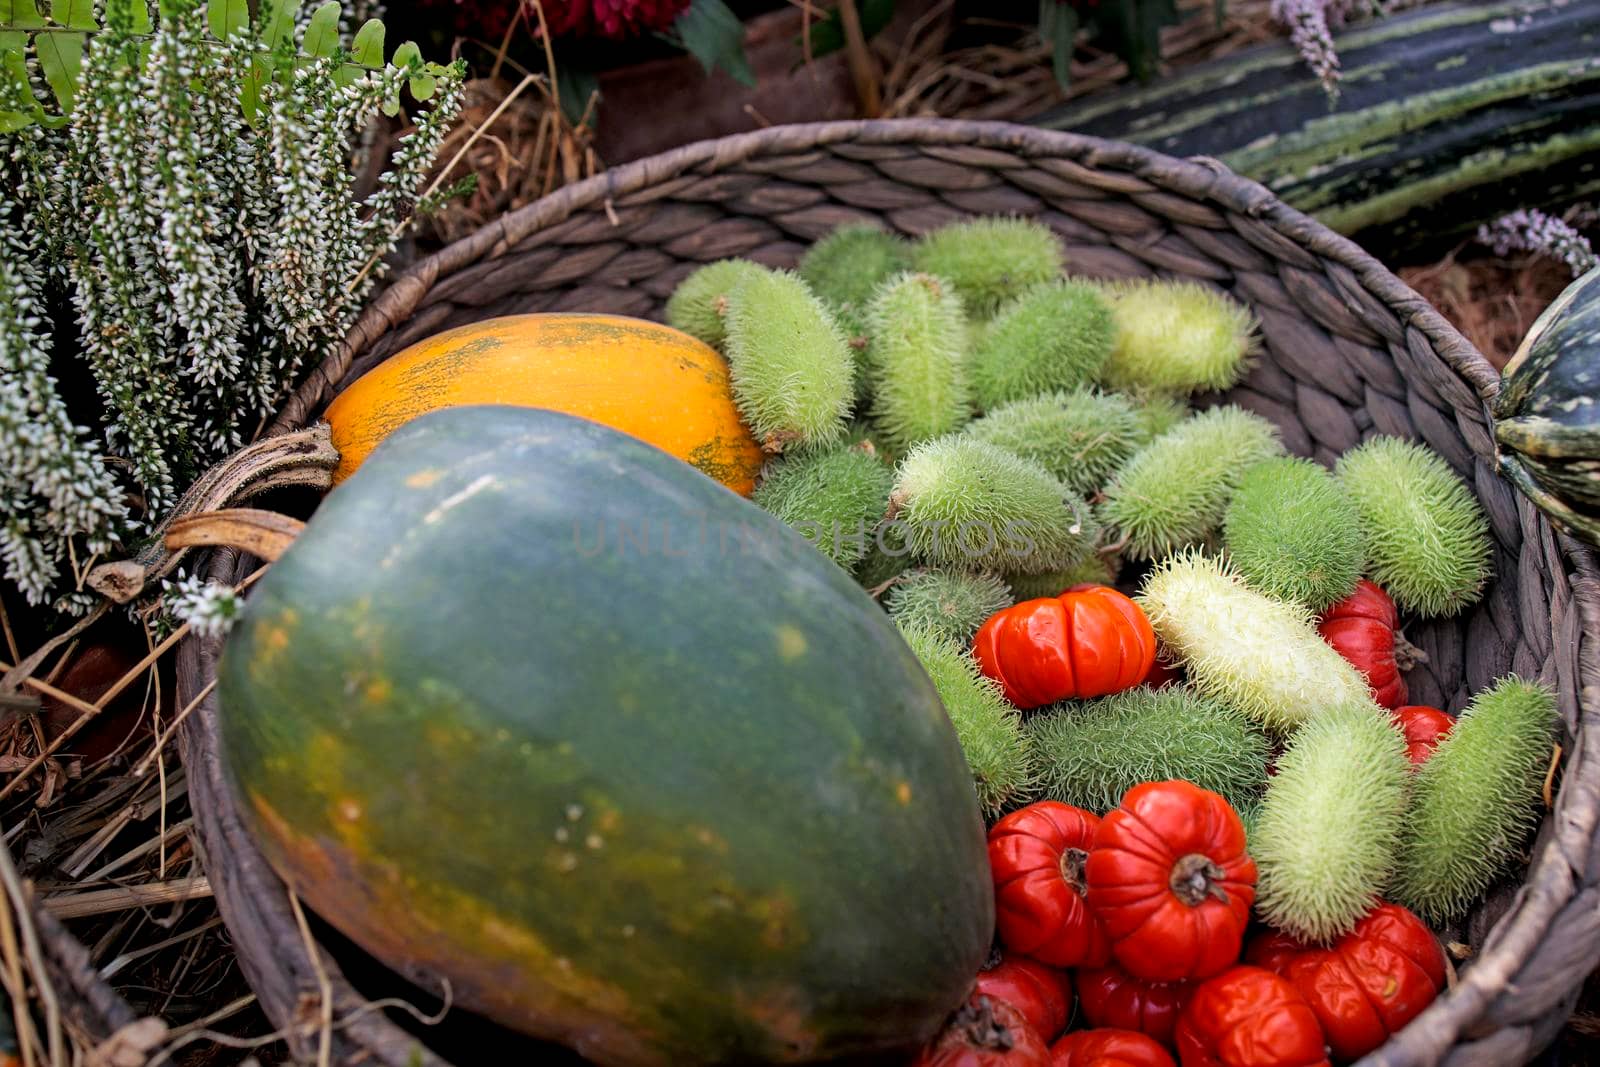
[0, 0, 464, 612]
[1478, 209, 1599, 278]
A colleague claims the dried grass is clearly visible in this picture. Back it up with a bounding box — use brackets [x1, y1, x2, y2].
[1400, 249, 1574, 371]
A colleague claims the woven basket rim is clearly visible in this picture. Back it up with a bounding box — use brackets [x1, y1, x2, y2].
[273, 117, 1498, 434]
[202, 117, 1600, 1067]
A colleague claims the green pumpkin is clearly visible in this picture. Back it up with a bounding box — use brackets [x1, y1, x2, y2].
[1496, 265, 1600, 545]
[218, 405, 992, 1066]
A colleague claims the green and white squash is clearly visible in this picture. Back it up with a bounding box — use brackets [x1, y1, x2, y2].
[1496, 265, 1600, 545]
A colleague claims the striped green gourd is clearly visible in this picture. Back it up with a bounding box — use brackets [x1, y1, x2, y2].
[1495, 265, 1600, 546]
[1034, 0, 1600, 259]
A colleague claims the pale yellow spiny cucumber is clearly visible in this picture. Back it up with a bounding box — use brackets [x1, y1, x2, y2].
[964, 388, 1141, 498]
[1097, 279, 1259, 394]
[886, 569, 1013, 643]
[723, 269, 855, 451]
[1392, 677, 1558, 924]
[865, 272, 971, 453]
[1223, 457, 1365, 611]
[910, 217, 1065, 319]
[891, 437, 1098, 575]
[751, 442, 893, 569]
[968, 282, 1116, 410]
[1101, 405, 1285, 559]
[898, 622, 1035, 816]
[1027, 686, 1270, 815]
[798, 223, 911, 341]
[1252, 701, 1410, 943]
[664, 259, 768, 349]
[1137, 551, 1372, 733]
[1336, 436, 1493, 617]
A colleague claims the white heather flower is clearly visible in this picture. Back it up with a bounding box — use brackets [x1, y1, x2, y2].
[162, 571, 243, 639]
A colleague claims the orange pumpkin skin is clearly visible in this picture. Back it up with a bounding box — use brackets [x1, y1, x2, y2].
[322, 314, 766, 494]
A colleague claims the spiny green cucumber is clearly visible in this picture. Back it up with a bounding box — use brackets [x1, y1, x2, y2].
[892, 437, 1097, 575]
[865, 273, 971, 453]
[1028, 686, 1269, 814]
[1336, 437, 1493, 617]
[968, 282, 1115, 410]
[1252, 701, 1410, 943]
[964, 388, 1140, 497]
[1392, 677, 1558, 924]
[724, 269, 855, 451]
[1223, 457, 1365, 611]
[1101, 405, 1285, 559]
[910, 218, 1065, 319]
[886, 569, 1013, 643]
[664, 259, 767, 349]
[1097, 280, 1258, 394]
[899, 623, 1035, 816]
[1137, 551, 1373, 733]
[798, 223, 911, 340]
[751, 442, 893, 569]
[1131, 391, 1190, 444]
[1005, 552, 1120, 601]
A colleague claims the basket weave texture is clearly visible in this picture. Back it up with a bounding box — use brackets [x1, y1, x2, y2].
[176, 119, 1600, 1067]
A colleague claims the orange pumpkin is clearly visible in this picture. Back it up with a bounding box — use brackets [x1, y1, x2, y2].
[323, 314, 766, 494]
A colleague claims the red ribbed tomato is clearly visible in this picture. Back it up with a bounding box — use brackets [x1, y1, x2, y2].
[1050, 1028, 1175, 1067]
[976, 953, 1075, 1042]
[974, 585, 1156, 709]
[1085, 782, 1256, 982]
[989, 802, 1111, 968]
[1391, 705, 1454, 766]
[915, 994, 1052, 1067]
[1244, 903, 1444, 1062]
[1317, 580, 1419, 709]
[1076, 965, 1194, 1047]
[1175, 967, 1330, 1067]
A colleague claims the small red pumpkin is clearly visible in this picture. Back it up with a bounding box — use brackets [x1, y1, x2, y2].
[1175, 967, 1330, 1067]
[1317, 580, 1422, 710]
[989, 802, 1112, 968]
[974, 585, 1157, 709]
[1244, 902, 1444, 1062]
[976, 953, 1075, 1043]
[1085, 781, 1257, 982]
[1050, 1028, 1176, 1067]
[915, 994, 1052, 1067]
[1390, 705, 1455, 766]
[1076, 965, 1195, 1047]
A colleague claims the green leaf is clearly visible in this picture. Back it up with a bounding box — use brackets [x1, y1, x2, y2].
[799, 0, 892, 63]
[334, 17, 382, 86]
[556, 64, 599, 128]
[1038, 0, 1077, 92]
[0, 0, 46, 29]
[672, 0, 753, 88]
[1088, 0, 1178, 83]
[49, 0, 95, 29]
[391, 39, 419, 68]
[257, 0, 296, 51]
[239, 52, 265, 122]
[351, 17, 383, 62]
[0, 42, 38, 130]
[34, 28, 82, 111]
[101, 0, 151, 34]
[206, 0, 246, 39]
[301, 0, 339, 57]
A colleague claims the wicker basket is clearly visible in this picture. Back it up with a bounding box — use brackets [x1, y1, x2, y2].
[174, 119, 1600, 1067]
